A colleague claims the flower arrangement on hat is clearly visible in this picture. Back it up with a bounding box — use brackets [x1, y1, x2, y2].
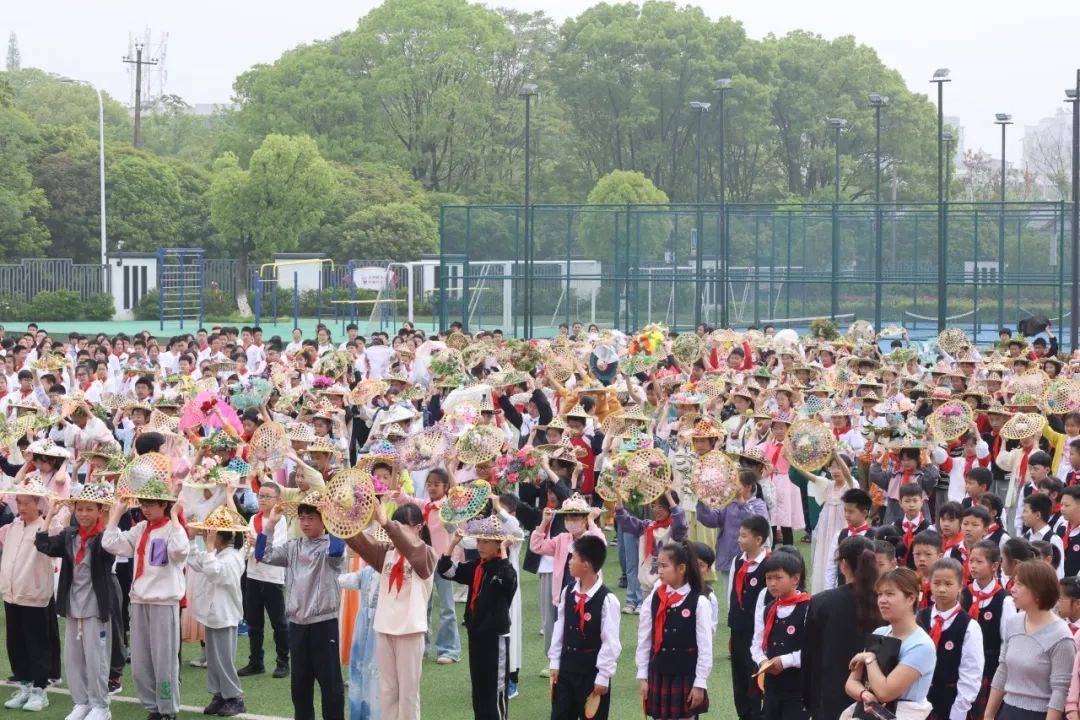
[506, 338, 542, 373]
[493, 445, 541, 492]
[429, 348, 465, 379]
[311, 375, 335, 390]
[628, 323, 666, 356]
[200, 428, 242, 452]
[315, 351, 353, 379]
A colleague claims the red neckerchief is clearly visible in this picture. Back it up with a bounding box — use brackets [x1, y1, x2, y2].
[652, 585, 686, 653]
[967, 580, 1000, 619]
[1018, 447, 1033, 483]
[901, 468, 914, 485]
[134, 517, 170, 580]
[18, 388, 32, 398]
[942, 532, 964, 553]
[920, 582, 931, 610]
[964, 454, 976, 476]
[832, 424, 849, 440]
[1005, 576, 1015, 593]
[929, 605, 962, 646]
[1068, 522, 1080, 538]
[987, 523, 1001, 536]
[1054, 503, 1062, 514]
[470, 558, 489, 612]
[253, 512, 264, 534]
[992, 432, 1002, 459]
[80, 380, 93, 393]
[847, 523, 870, 536]
[734, 552, 769, 608]
[423, 501, 439, 525]
[387, 553, 407, 594]
[644, 517, 672, 558]
[902, 515, 923, 560]
[75, 521, 104, 565]
[761, 593, 811, 650]
[574, 590, 589, 633]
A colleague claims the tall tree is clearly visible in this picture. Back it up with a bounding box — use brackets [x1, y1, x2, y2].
[0, 77, 50, 260]
[209, 134, 334, 312]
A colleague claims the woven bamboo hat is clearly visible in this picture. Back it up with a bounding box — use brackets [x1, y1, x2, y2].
[454, 424, 504, 466]
[462, 515, 517, 541]
[1042, 379, 1080, 415]
[439, 479, 493, 524]
[320, 468, 378, 538]
[691, 450, 740, 510]
[927, 400, 975, 442]
[54, 481, 117, 507]
[126, 477, 176, 503]
[783, 418, 837, 473]
[1000, 412, 1046, 441]
[189, 505, 248, 533]
[672, 333, 703, 367]
[554, 493, 592, 515]
[250, 421, 288, 463]
[2, 477, 51, 498]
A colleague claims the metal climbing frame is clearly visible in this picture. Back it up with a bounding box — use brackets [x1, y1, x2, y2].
[157, 248, 205, 331]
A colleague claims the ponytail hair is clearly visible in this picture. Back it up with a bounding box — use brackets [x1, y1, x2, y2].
[838, 535, 882, 632]
[661, 540, 703, 594]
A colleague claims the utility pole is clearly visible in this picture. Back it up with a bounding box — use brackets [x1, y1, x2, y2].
[123, 42, 158, 148]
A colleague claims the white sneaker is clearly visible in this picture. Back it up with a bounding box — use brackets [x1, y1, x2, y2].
[84, 707, 111, 720]
[4, 684, 30, 710]
[189, 653, 208, 668]
[22, 687, 49, 712]
[64, 704, 91, 720]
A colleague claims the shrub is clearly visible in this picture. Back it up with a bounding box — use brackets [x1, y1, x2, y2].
[29, 290, 84, 321]
[0, 293, 27, 322]
[80, 293, 116, 321]
[133, 289, 159, 321]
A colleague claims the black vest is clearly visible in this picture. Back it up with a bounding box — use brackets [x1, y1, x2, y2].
[893, 517, 930, 568]
[961, 585, 1005, 678]
[728, 557, 767, 634]
[987, 525, 1008, 547]
[1065, 530, 1080, 577]
[763, 598, 809, 695]
[835, 527, 868, 586]
[916, 608, 971, 716]
[650, 589, 701, 676]
[561, 584, 610, 675]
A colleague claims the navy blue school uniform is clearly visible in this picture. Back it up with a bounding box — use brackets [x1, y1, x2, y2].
[549, 580, 621, 720]
[753, 594, 810, 720]
[893, 515, 930, 568]
[961, 580, 1010, 720]
[916, 605, 983, 720]
[728, 551, 769, 720]
[643, 584, 713, 720]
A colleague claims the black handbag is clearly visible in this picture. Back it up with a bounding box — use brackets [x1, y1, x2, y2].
[853, 633, 901, 720]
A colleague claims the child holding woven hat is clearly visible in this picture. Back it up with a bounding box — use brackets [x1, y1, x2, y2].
[102, 476, 190, 720]
[187, 506, 248, 716]
[616, 489, 688, 601]
[532, 493, 606, 654]
[0, 480, 63, 712]
[344, 499, 435, 720]
[256, 490, 347, 720]
[438, 515, 519, 720]
[34, 482, 118, 720]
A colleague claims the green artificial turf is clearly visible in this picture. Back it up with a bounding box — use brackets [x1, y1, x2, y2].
[0, 531, 817, 719]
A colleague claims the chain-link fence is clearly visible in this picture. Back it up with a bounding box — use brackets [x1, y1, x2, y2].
[437, 201, 1073, 343]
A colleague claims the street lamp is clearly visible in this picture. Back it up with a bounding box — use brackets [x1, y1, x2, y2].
[1067, 80, 1079, 351]
[869, 93, 889, 330]
[714, 78, 732, 328]
[942, 131, 955, 200]
[62, 78, 107, 285]
[690, 100, 711, 327]
[994, 113, 1013, 331]
[931, 68, 951, 331]
[518, 82, 538, 337]
[827, 117, 847, 320]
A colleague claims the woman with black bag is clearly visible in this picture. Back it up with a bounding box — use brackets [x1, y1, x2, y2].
[844, 568, 937, 720]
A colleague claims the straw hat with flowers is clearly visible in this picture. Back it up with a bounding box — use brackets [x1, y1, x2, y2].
[1000, 412, 1046, 441]
[927, 401, 975, 442]
[439, 479, 493, 524]
[189, 505, 248, 533]
[461, 515, 518, 541]
[783, 419, 837, 474]
[54, 482, 117, 508]
[454, 424, 504, 466]
[691, 450, 740, 510]
[554, 493, 592, 515]
[2, 477, 52, 499]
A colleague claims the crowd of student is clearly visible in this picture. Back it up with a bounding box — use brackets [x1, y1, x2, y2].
[1, 318, 1080, 720]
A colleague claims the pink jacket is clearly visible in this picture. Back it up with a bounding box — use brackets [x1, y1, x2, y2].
[0, 517, 55, 607]
[398, 494, 451, 557]
[529, 523, 605, 604]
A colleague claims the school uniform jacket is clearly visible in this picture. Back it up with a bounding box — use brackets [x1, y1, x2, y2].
[102, 518, 190, 605]
[750, 592, 809, 693]
[961, 579, 1015, 682]
[893, 514, 931, 567]
[34, 526, 116, 622]
[728, 549, 769, 635]
[436, 555, 516, 634]
[635, 582, 714, 688]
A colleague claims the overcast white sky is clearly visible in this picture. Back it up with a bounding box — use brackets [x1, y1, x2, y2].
[4, 0, 1078, 161]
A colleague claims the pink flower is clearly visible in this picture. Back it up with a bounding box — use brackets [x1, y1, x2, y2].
[507, 472, 518, 484]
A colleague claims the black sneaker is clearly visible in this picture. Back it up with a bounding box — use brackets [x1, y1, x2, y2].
[272, 662, 289, 679]
[203, 693, 225, 715]
[108, 680, 122, 695]
[618, 575, 627, 588]
[146, 714, 162, 720]
[218, 697, 247, 717]
[236, 663, 264, 677]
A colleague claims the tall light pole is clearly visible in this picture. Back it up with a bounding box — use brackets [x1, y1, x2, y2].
[827, 117, 847, 321]
[942, 131, 955, 200]
[869, 93, 889, 330]
[932, 68, 951, 331]
[62, 78, 107, 283]
[519, 83, 538, 338]
[1067, 79, 1079, 351]
[994, 113, 1013, 331]
[690, 100, 711, 328]
[715, 78, 732, 328]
